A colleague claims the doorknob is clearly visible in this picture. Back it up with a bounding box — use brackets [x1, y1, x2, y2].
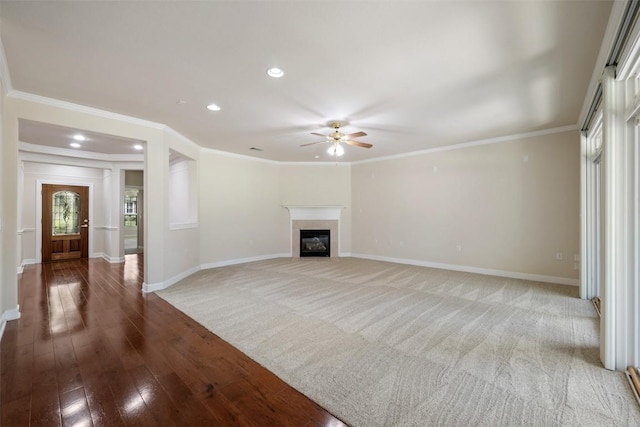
[80, 219, 89, 228]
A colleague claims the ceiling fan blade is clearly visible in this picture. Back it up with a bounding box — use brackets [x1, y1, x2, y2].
[343, 140, 373, 149]
[300, 140, 330, 147]
[344, 131, 367, 139]
[310, 132, 328, 138]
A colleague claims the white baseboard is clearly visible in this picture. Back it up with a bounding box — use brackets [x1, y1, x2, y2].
[200, 253, 289, 270]
[350, 253, 579, 287]
[144, 253, 290, 294]
[91, 253, 125, 263]
[17, 258, 37, 275]
[143, 265, 201, 293]
[0, 305, 21, 342]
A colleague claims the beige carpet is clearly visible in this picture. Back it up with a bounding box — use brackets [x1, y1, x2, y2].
[157, 257, 640, 426]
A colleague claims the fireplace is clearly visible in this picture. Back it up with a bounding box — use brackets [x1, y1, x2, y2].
[300, 229, 330, 257]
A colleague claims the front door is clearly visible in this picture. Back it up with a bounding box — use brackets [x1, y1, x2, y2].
[42, 184, 89, 262]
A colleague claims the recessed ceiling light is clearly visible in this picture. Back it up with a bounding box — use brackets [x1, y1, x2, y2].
[70, 142, 81, 148]
[266, 67, 284, 78]
[72, 134, 86, 141]
[206, 103, 221, 111]
[133, 144, 143, 150]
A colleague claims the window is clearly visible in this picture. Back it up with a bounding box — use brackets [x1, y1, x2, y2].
[124, 189, 138, 227]
[52, 191, 80, 235]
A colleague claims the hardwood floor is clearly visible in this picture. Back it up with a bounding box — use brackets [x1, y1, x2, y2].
[1, 255, 347, 426]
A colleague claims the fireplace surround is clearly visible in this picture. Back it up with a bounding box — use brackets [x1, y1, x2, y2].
[284, 206, 343, 258]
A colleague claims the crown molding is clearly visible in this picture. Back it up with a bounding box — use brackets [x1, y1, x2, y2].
[0, 37, 13, 94]
[8, 90, 166, 130]
[7, 90, 578, 167]
[200, 146, 281, 165]
[351, 125, 578, 165]
[164, 126, 202, 152]
[282, 161, 351, 167]
[19, 141, 144, 163]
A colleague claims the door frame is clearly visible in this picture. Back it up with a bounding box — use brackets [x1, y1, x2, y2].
[36, 179, 95, 263]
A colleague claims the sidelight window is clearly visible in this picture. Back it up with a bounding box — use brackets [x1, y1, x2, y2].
[124, 190, 138, 226]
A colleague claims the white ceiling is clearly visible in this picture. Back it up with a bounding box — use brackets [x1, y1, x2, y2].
[1, 1, 612, 162]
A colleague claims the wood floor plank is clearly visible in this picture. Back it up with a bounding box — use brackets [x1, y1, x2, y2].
[0, 255, 346, 426]
[59, 387, 93, 427]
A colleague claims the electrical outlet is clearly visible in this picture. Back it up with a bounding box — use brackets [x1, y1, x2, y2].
[456, 244, 462, 252]
[556, 252, 564, 261]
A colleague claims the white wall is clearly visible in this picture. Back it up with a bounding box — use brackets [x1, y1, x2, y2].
[4, 94, 167, 291]
[351, 130, 580, 282]
[199, 151, 288, 265]
[20, 162, 105, 264]
[280, 163, 352, 254]
[1, 90, 19, 328]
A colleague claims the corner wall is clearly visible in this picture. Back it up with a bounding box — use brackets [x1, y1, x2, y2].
[199, 151, 288, 267]
[351, 130, 581, 283]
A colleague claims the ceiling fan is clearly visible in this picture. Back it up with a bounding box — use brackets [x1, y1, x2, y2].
[300, 122, 372, 156]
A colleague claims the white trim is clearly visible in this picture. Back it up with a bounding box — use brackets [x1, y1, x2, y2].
[165, 127, 202, 152]
[200, 146, 280, 165]
[169, 222, 198, 231]
[352, 125, 578, 165]
[95, 226, 118, 231]
[18, 228, 35, 234]
[142, 264, 201, 293]
[200, 253, 290, 271]
[0, 37, 12, 93]
[283, 161, 352, 167]
[8, 90, 165, 130]
[285, 206, 344, 257]
[601, 65, 626, 370]
[0, 306, 21, 342]
[144, 254, 289, 293]
[283, 206, 344, 221]
[21, 258, 37, 267]
[350, 253, 579, 287]
[91, 252, 124, 263]
[20, 142, 144, 163]
[9, 91, 581, 166]
[20, 150, 114, 170]
[616, 4, 640, 80]
[578, 1, 627, 126]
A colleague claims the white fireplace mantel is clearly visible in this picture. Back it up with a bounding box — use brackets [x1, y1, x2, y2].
[284, 206, 344, 257]
[283, 205, 345, 221]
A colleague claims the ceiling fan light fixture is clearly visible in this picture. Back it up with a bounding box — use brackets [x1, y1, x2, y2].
[327, 144, 344, 157]
[266, 67, 284, 78]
